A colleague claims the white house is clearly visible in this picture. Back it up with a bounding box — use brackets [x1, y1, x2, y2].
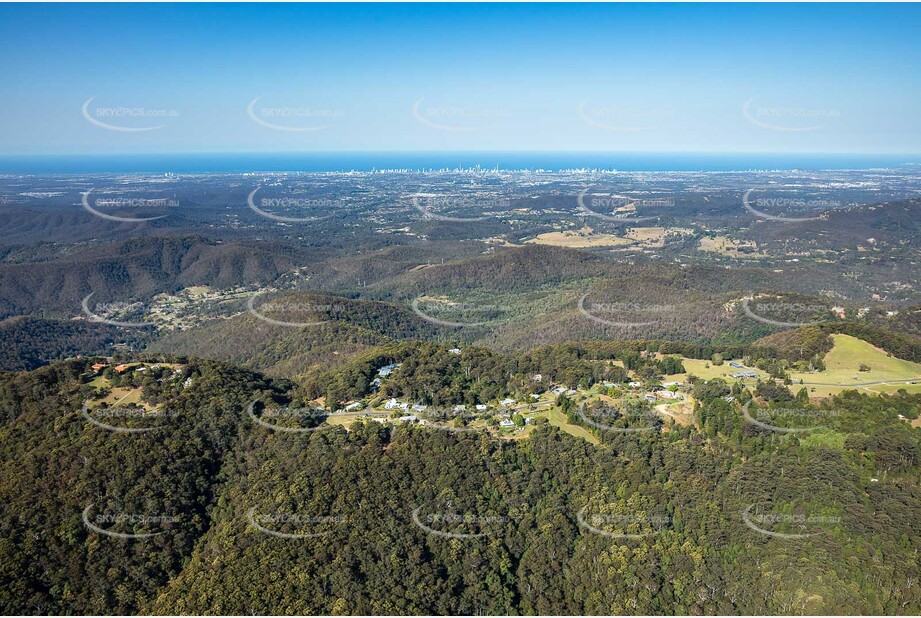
[384, 398, 409, 411]
[475, 404, 488, 412]
[499, 419, 515, 428]
[499, 398, 516, 407]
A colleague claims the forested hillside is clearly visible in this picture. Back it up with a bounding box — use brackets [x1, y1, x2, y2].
[1, 357, 919, 615]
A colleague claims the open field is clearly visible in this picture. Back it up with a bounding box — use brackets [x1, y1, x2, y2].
[525, 226, 630, 248]
[542, 408, 600, 445]
[697, 235, 767, 258]
[790, 335, 921, 396]
[664, 358, 768, 383]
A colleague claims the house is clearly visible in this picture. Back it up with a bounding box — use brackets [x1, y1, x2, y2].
[384, 398, 409, 411]
[499, 398, 516, 407]
[114, 364, 130, 373]
[453, 404, 466, 412]
[532, 374, 542, 382]
[377, 363, 400, 377]
[552, 386, 567, 395]
[412, 404, 428, 412]
[448, 348, 462, 355]
[729, 361, 745, 369]
[643, 394, 657, 403]
[475, 404, 488, 412]
[499, 419, 515, 428]
[628, 381, 643, 388]
[183, 377, 193, 388]
[732, 371, 758, 379]
[662, 382, 681, 388]
[656, 390, 680, 400]
[723, 395, 736, 403]
[398, 415, 424, 424]
[91, 363, 107, 373]
[344, 402, 363, 411]
[530, 394, 540, 400]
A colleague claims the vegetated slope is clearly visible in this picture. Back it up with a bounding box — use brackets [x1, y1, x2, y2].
[0, 236, 309, 318]
[0, 316, 149, 371]
[149, 293, 441, 379]
[1, 357, 920, 615]
[756, 322, 921, 363]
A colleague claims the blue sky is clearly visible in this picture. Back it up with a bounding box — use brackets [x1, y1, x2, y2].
[0, 3, 918, 155]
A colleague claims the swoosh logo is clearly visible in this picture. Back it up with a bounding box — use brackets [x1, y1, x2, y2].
[411, 505, 490, 539]
[741, 400, 822, 434]
[246, 400, 326, 433]
[574, 404, 657, 434]
[247, 292, 327, 328]
[740, 297, 814, 328]
[81, 400, 164, 434]
[247, 507, 335, 539]
[247, 187, 334, 223]
[742, 188, 824, 223]
[577, 99, 657, 132]
[577, 293, 662, 328]
[742, 98, 826, 133]
[246, 97, 330, 132]
[81, 97, 167, 132]
[81, 190, 167, 223]
[81, 292, 155, 328]
[577, 188, 658, 224]
[411, 297, 486, 328]
[410, 193, 490, 222]
[576, 506, 660, 539]
[411, 99, 480, 132]
[741, 504, 818, 539]
[82, 505, 168, 539]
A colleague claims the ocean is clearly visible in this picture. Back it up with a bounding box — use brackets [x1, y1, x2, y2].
[0, 152, 917, 174]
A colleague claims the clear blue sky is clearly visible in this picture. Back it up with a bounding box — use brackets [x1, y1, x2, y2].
[1, 2, 918, 155]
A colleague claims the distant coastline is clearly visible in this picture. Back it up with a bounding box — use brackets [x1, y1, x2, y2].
[0, 152, 917, 174]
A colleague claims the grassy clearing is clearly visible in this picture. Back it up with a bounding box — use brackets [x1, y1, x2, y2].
[543, 408, 600, 445]
[664, 358, 767, 383]
[525, 226, 631, 248]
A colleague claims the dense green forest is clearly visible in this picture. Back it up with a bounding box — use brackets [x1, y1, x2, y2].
[0, 355, 919, 615]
